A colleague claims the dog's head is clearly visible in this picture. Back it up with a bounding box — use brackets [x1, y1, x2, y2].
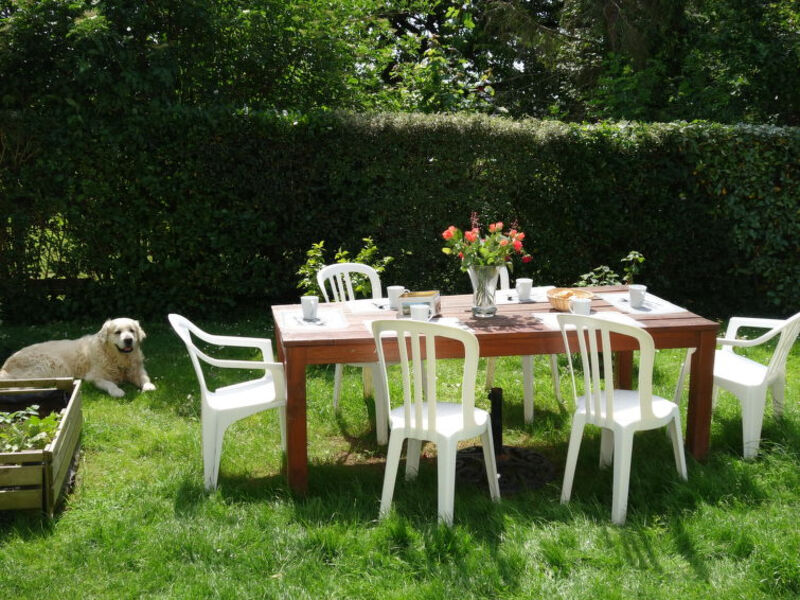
[100, 318, 146, 354]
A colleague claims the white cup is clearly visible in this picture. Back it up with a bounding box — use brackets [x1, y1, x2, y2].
[387, 286, 409, 310]
[301, 295, 319, 321]
[410, 303, 430, 321]
[629, 284, 647, 309]
[569, 297, 592, 316]
[515, 278, 533, 301]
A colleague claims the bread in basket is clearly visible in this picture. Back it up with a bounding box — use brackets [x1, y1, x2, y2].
[547, 288, 593, 311]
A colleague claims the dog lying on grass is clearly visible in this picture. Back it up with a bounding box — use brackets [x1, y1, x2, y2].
[0, 317, 156, 397]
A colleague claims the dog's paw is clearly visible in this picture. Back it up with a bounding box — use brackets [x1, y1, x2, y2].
[142, 382, 156, 392]
[109, 386, 125, 398]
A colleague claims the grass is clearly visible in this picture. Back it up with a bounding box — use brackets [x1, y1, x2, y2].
[1, 315, 799, 599]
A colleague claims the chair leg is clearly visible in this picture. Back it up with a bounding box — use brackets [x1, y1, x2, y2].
[361, 365, 374, 399]
[367, 363, 388, 445]
[599, 428, 614, 469]
[333, 363, 344, 411]
[561, 417, 586, 503]
[549, 355, 563, 407]
[611, 430, 633, 525]
[741, 391, 767, 460]
[436, 440, 457, 526]
[673, 348, 694, 405]
[405, 439, 422, 480]
[481, 424, 501, 502]
[485, 357, 497, 391]
[522, 355, 534, 424]
[380, 433, 405, 519]
[771, 377, 785, 419]
[278, 405, 287, 453]
[668, 413, 688, 480]
[202, 415, 225, 491]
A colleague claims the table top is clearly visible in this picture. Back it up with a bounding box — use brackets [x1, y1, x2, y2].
[272, 285, 718, 360]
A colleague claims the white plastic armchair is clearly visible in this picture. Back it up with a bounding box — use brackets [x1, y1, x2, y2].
[168, 314, 287, 490]
[316, 262, 389, 444]
[674, 311, 800, 459]
[484, 266, 562, 423]
[372, 319, 501, 526]
[558, 313, 687, 525]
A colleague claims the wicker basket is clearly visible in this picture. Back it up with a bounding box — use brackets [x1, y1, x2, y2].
[547, 288, 593, 312]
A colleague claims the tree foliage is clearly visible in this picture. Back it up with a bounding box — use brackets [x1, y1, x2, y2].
[3, 0, 799, 122]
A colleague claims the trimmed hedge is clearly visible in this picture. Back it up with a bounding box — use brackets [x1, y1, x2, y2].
[1, 110, 798, 323]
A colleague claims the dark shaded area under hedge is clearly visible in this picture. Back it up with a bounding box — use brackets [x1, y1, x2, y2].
[1, 110, 798, 324]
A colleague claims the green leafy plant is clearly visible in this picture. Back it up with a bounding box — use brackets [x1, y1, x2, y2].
[620, 250, 645, 284]
[297, 237, 393, 297]
[441, 213, 532, 270]
[0, 404, 64, 452]
[574, 251, 646, 287]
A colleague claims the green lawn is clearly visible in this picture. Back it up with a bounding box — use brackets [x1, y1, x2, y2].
[1, 316, 799, 599]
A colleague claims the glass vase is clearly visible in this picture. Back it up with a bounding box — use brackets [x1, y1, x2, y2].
[467, 265, 501, 318]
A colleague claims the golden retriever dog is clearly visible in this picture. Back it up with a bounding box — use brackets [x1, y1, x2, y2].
[0, 318, 156, 398]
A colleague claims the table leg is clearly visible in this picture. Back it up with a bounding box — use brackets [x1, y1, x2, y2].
[284, 347, 309, 494]
[685, 330, 716, 461]
[615, 351, 634, 389]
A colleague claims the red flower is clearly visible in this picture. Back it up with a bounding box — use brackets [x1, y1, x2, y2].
[499, 239, 508, 246]
[513, 239, 523, 252]
[442, 225, 457, 240]
[465, 230, 478, 243]
[495, 221, 503, 231]
[522, 255, 532, 263]
[458, 252, 464, 259]
[516, 232, 525, 241]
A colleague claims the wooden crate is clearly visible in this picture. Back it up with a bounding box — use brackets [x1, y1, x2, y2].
[0, 378, 82, 516]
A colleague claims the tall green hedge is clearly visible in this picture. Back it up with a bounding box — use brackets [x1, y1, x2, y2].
[1, 110, 798, 323]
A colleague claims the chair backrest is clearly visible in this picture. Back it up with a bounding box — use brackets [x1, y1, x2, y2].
[317, 263, 382, 302]
[169, 313, 212, 396]
[498, 265, 511, 291]
[557, 314, 657, 426]
[767, 311, 800, 380]
[371, 320, 480, 435]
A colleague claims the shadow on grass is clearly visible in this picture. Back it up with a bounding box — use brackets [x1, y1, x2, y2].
[332, 395, 382, 459]
[0, 509, 57, 542]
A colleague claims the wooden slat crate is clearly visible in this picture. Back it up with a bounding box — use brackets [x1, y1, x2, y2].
[0, 378, 82, 516]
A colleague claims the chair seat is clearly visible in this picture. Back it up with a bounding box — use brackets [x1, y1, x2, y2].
[714, 349, 768, 388]
[575, 390, 677, 429]
[209, 378, 283, 413]
[389, 402, 489, 439]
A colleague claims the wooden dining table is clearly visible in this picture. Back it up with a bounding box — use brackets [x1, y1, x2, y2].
[271, 285, 718, 494]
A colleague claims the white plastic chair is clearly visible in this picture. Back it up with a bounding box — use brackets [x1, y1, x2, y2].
[484, 266, 562, 423]
[372, 319, 501, 525]
[674, 311, 800, 459]
[168, 314, 287, 490]
[316, 262, 389, 445]
[558, 313, 688, 525]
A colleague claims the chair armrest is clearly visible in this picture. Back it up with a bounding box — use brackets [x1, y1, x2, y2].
[189, 328, 275, 362]
[725, 317, 784, 338]
[718, 316, 786, 351]
[211, 361, 286, 399]
[195, 348, 279, 371]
